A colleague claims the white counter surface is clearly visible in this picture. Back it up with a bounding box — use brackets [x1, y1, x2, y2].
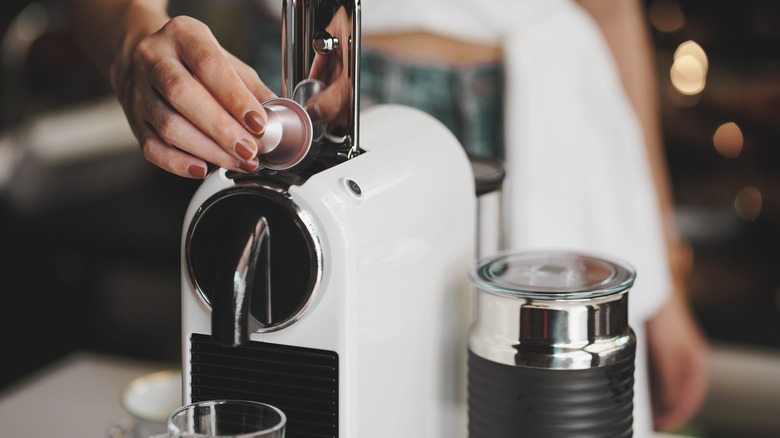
[0, 352, 171, 438]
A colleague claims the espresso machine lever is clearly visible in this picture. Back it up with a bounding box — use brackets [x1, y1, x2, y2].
[283, 0, 361, 159]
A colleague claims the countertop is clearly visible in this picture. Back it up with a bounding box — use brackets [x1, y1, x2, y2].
[0, 352, 172, 438]
[0, 351, 680, 438]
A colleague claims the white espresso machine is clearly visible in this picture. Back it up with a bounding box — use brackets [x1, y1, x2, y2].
[179, 1, 476, 437]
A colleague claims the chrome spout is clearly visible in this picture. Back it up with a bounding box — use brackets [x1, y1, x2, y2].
[211, 216, 270, 347]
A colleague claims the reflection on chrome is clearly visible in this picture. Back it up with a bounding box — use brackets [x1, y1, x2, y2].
[282, 1, 360, 157]
[713, 122, 744, 158]
[671, 40, 708, 96]
[734, 186, 762, 222]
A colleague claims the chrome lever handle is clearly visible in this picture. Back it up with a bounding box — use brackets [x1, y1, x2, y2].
[282, 0, 361, 157]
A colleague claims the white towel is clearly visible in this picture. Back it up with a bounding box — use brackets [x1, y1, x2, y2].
[365, 0, 671, 321]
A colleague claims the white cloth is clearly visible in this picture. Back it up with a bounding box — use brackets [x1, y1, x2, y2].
[364, 1, 672, 436]
[499, 1, 671, 323]
[365, 0, 671, 322]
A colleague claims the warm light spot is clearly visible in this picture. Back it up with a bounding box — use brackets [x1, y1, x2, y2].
[713, 122, 744, 158]
[670, 41, 708, 96]
[734, 186, 762, 221]
[674, 40, 709, 71]
[670, 54, 706, 95]
[649, 0, 685, 33]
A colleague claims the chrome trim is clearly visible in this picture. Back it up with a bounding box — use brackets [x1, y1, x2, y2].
[469, 290, 635, 369]
[468, 251, 636, 369]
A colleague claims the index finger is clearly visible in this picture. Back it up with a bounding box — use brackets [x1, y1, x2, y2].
[224, 50, 277, 103]
[172, 17, 270, 136]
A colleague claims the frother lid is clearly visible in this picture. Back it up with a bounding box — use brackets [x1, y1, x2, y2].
[469, 250, 635, 300]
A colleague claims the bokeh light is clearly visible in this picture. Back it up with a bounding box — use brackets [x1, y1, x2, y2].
[671, 41, 708, 96]
[649, 0, 685, 33]
[674, 40, 709, 71]
[713, 122, 744, 158]
[734, 186, 762, 221]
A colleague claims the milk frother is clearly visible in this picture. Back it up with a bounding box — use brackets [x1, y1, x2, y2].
[468, 250, 636, 437]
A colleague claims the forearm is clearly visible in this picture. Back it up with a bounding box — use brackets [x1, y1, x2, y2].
[66, 0, 169, 89]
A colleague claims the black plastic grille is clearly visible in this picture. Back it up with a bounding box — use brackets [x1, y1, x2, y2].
[190, 333, 338, 438]
[468, 350, 634, 438]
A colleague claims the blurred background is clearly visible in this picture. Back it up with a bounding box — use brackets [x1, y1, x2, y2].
[0, 1, 778, 437]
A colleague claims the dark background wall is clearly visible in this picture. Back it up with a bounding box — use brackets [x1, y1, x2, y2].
[647, 0, 780, 349]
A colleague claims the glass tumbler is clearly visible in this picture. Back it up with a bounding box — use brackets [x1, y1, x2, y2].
[154, 400, 285, 438]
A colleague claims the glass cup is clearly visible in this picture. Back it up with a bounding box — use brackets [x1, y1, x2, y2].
[153, 400, 286, 438]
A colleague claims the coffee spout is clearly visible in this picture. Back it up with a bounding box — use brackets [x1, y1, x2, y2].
[211, 216, 270, 347]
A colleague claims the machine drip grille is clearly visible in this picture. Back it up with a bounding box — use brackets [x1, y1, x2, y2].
[190, 334, 338, 438]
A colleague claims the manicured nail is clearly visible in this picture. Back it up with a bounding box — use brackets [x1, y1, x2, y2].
[186, 164, 207, 179]
[235, 139, 257, 161]
[244, 110, 265, 135]
[238, 158, 259, 173]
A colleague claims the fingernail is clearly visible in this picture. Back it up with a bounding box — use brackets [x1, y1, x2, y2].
[244, 110, 265, 135]
[235, 139, 257, 161]
[238, 158, 259, 173]
[186, 164, 207, 179]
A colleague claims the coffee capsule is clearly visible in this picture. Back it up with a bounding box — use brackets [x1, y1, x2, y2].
[258, 98, 313, 170]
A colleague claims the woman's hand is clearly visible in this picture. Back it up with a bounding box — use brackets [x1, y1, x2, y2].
[646, 245, 710, 432]
[110, 14, 277, 178]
